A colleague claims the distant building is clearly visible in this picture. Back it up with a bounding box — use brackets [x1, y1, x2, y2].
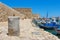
[0, 2, 40, 22]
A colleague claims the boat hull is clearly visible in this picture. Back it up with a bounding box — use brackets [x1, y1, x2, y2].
[39, 24, 54, 29]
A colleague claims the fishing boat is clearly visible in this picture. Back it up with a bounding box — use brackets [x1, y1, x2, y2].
[39, 22, 56, 29]
[39, 17, 57, 29]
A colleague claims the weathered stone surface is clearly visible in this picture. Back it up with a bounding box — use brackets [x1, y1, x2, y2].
[8, 16, 20, 36]
[14, 8, 32, 15]
[0, 3, 40, 22]
[14, 8, 40, 19]
[0, 19, 59, 40]
[0, 3, 25, 22]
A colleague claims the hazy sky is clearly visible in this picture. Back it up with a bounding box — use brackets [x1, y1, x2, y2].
[0, 0, 60, 18]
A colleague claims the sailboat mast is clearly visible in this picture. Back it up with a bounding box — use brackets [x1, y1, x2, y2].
[46, 11, 48, 18]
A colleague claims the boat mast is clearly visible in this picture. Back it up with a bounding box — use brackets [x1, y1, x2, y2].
[46, 11, 48, 18]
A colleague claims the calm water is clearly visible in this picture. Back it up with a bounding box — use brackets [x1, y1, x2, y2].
[44, 29, 60, 38]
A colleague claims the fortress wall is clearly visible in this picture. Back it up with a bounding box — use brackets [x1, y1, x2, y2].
[0, 4, 25, 22]
[0, 3, 40, 22]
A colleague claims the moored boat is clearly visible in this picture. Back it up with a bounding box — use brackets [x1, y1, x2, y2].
[39, 22, 56, 29]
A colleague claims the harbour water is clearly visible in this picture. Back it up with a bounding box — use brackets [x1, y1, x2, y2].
[44, 29, 60, 38]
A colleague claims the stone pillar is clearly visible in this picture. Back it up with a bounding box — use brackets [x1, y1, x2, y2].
[8, 16, 20, 36]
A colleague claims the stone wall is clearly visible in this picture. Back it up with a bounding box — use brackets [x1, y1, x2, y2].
[14, 8, 40, 19]
[32, 14, 40, 19]
[14, 8, 33, 19]
[14, 8, 32, 15]
[0, 3, 40, 22]
[0, 3, 25, 22]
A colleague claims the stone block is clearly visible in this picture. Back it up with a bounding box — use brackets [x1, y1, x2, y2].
[8, 16, 20, 36]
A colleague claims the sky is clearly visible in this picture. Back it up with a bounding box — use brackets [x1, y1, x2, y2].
[0, 0, 60, 18]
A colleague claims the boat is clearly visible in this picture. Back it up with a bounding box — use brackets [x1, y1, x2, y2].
[39, 22, 57, 29]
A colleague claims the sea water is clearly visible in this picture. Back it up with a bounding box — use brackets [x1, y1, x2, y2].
[44, 29, 60, 38]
